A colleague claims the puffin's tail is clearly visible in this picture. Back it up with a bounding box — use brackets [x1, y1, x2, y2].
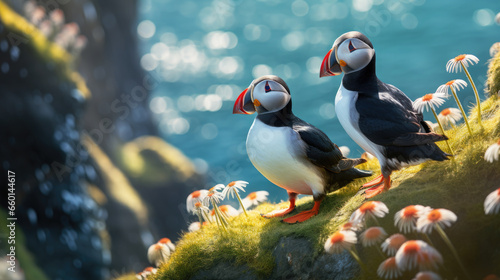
[326, 167, 372, 193]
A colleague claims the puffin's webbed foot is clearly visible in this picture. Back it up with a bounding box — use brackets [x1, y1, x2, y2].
[364, 176, 391, 198]
[262, 191, 297, 218]
[281, 200, 321, 224]
[261, 206, 295, 218]
[361, 174, 383, 189]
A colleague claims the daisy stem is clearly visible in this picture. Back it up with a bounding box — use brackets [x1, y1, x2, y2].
[370, 216, 381, 227]
[214, 203, 230, 229]
[461, 61, 482, 127]
[431, 108, 454, 156]
[450, 87, 473, 136]
[197, 212, 203, 227]
[435, 224, 471, 280]
[348, 247, 369, 274]
[211, 199, 228, 232]
[234, 190, 248, 217]
[375, 245, 385, 259]
[421, 232, 435, 247]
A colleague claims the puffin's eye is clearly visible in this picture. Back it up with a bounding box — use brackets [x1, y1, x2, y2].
[348, 41, 356, 53]
[265, 81, 272, 93]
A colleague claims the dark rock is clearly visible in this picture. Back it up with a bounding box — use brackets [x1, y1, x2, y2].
[188, 237, 360, 280]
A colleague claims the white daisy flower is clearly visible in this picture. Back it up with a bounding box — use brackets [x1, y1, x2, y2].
[446, 54, 479, 73]
[412, 271, 442, 280]
[416, 208, 457, 234]
[222, 181, 247, 199]
[188, 222, 201, 232]
[395, 240, 442, 271]
[413, 92, 447, 113]
[484, 187, 500, 215]
[359, 227, 387, 247]
[186, 190, 209, 214]
[381, 234, 407, 256]
[240, 191, 269, 211]
[377, 257, 402, 279]
[147, 243, 170, 267]
[158, 238, 175, 252]
[438, 108, 462, 127]
[436, 79, 467, 97]
[394, 205, 427, 233]
[324, 230, 357, 254]
[485, 140, 500, 162]
[350, 201, 389, 224]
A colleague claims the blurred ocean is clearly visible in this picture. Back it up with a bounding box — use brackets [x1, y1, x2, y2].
[137, 0, 499, 203]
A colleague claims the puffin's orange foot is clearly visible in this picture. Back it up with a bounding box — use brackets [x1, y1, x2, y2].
[364, 176, 391, 198]
[365, 185, 385, 198]
[261, 206, 295, 218]
[282, 209, 319, 224]
[281, 200, 321, 224]
[361, 174, 383, 189]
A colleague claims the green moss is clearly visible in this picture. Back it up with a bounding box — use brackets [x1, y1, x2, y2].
[0, 209, 49, 280]
[119, 136, 196, 186]
[0, 1, 90, 98]
[487, 50, 500, 96]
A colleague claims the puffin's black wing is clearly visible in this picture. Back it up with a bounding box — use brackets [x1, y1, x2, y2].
[356, 81, 447, 147]
[292, 119, 365, 173]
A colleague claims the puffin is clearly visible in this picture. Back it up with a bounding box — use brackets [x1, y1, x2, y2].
[233, 75, 371, 223]
[319, 31, 450, 198]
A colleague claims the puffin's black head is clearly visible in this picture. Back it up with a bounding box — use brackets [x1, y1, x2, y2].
[233, 75, 291, 115]
[319, 31, 375, 77]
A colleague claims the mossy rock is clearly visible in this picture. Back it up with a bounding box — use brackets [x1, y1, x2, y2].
[119, 136, 196, 186]
[487, 49, 500, 97]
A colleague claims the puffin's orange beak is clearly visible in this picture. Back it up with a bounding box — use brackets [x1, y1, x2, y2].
[233, 88, 255, 114]
[320, 48, 343, 77]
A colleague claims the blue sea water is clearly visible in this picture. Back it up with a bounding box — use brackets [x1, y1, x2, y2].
[138, 0, 499, 203]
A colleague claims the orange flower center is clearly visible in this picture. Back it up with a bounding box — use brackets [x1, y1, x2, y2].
[210, 209, 215, 216]
[209, 186, 216, 191]
[341, 222, 353, 230]
[445, 80, 455, 86]
[191, 190, 201, 198]
[159, 238, 171, 244]
[208, 193, 213, 197]
[483, 274, 500, 280]
[389, 235, 406, 247]
[248, 192, 257, 200]
[330, 232, 345, 244]
[364, 227, 381, 240]
[455, 54, 466, 61]
[402, 205, 417, 218]
[441, 108, 451, 116]
[427, 209, 442, 222]
[228, 181, 236, 187]
[144, 267, 154, 272]
[194, 202, 202, 208]
[219, 205, 228, 212]
[383, 257, 396, 269]
[497, 138, 500, 145]
[403, 241, 420, 254]
[154, 244, 163, 250]
[497, 188, 500, 196]
[422, 94, 434, 102]
[359, 201, 375, 213]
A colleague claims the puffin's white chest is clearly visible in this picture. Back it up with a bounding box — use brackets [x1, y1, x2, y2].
[335, 84, 384, 161]
[246, 119, 324, 196]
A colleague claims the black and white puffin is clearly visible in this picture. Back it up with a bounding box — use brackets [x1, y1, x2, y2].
[233, 75, 371, 223]
[319, 31, 450, 198]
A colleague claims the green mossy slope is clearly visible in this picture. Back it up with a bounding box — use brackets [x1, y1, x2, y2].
[140, 95, 500, 280]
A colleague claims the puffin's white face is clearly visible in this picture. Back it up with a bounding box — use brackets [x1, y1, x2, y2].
[335, 38, 374, 74]
[233, 78, 291, 115]
[251, 80, 290, 114]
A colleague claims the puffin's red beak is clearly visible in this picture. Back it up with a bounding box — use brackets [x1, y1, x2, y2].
[233, 88, 255, 114]
[319, 48, 342, 78]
